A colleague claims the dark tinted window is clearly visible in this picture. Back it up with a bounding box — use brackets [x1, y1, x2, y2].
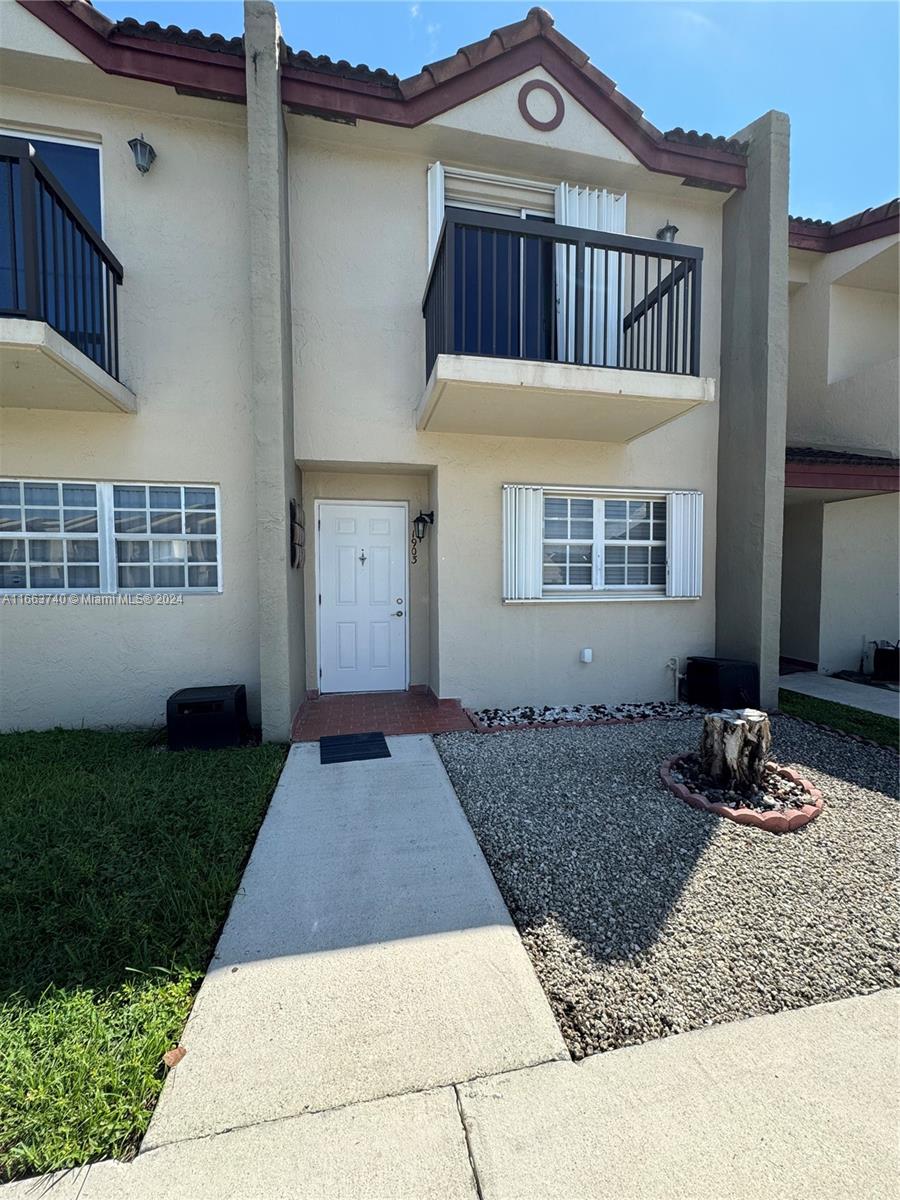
[30, 139, 102, 233]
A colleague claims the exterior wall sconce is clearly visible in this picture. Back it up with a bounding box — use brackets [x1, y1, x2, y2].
[128, 134, 156, 175]
[413, 510, 434, 541]
[656, 220, 679, 243]
[410, 510, 434, 564]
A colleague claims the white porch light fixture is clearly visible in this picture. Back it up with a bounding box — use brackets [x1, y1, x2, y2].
[128, 133, 156, 175]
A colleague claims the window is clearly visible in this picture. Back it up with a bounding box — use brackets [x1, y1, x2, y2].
[0, 133, 103, 349]
[542, 496, 594, 588]
[113, 485, 219, 590]
[502, 484, 702, 602]
[427, 165, 626, 367]
[0, 481, 101, 590]
[25, 137, 102, 233]
[542, 495, 667, 592]
[601, 498, 667, 588]
[0, 480, 221, 593]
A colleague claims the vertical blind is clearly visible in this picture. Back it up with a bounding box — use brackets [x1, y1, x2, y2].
[502, 485, 703, 600]
[665, 490, 704, 598]
[553, 183, 627, 366]
[502, 485, 544, 600]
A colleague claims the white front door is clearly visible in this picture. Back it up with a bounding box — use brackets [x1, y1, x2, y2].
[317, 501, 408, 694]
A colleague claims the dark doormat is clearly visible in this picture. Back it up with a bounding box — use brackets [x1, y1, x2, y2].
[319, 731, 391, 765]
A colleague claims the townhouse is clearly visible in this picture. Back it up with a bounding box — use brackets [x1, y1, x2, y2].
[0, 0, 891, 739]
[781, 203, 899, 676]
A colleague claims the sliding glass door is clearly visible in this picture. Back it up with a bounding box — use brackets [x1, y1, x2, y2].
[450, 209, 556, 362]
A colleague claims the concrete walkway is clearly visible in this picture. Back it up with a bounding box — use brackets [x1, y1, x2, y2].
[145, 736, 566, 1148]
[6, 990, 896, 1198]
[5, 741, 897, 1197]
[780, 670, 899, 718]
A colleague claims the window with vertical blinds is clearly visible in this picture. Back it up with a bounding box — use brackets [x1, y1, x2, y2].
[502, 485, 702, 601]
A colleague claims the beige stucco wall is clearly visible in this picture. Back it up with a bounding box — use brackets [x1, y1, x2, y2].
[818, 492, 900, 674]
[828, 283, 899, 384]
[0, 0, 89, 64]
[779, 501, 823, 664]
[428, 66, 641, 171]
[431, 430, 717, 707]
[288, 93, 724, 708]
[301, 470, 433, 693]
[788, 237, 899, 455]
[0, 84, 259, 730]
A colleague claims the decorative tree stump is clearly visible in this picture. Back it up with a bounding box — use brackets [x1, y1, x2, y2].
[700, 708, 772, 790]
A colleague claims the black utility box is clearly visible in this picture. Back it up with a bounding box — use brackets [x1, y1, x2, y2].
[873, 644, 899, 683]
[685, 657, 759, 709]
[167, 685, 248, 750]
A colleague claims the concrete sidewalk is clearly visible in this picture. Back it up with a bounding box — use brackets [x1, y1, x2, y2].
[145, 735, 566, 1148]
[6, 990, 896, 1199]
[458, 988, 899, 1200]
[780, 671, 900, 718]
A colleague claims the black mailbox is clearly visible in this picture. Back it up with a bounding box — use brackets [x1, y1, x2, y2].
[166, 685, 248, 750]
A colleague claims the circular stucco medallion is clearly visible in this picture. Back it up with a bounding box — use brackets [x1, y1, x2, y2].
[517, 80, 565, 132]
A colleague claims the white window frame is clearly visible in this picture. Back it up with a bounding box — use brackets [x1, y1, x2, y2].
[0, 479, 105, 593]
[111, 482, 223, 595]
[502, 483, 702, 604]
[0, 479, 223, 595]
[542, 492, 667, 596]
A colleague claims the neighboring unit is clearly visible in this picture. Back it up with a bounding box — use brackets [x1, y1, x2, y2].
[0, 0, 894, 736]
[782, 204, 899, 676]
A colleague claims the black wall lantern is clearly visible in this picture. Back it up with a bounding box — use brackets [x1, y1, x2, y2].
[413, 510, 434, 542]
[128, 133, 156, 175]
[410, 510, 434, 564]
[656, 220, 679, 243]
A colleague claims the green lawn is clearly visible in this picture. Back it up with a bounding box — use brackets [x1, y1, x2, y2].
[778, 688, 900, 750]
[0, 729, 286, 1183]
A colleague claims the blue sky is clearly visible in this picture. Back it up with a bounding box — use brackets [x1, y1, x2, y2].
[100, 1, 898, 221]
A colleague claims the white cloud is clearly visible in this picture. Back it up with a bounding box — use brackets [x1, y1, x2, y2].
[409, 4, 420, 18]
[662, 6, 720, 50]
[676, 8, 718, 35]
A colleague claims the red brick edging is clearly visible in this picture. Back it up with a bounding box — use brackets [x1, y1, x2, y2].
[659, 754, 824, 834]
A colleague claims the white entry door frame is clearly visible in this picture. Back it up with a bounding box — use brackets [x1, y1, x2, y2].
[315, 499, 410, 694]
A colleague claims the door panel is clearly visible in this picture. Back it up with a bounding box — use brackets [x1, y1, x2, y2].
[319, 502, 407, 693]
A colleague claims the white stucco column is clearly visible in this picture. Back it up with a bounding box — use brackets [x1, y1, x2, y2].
[244, 1, 305, 740]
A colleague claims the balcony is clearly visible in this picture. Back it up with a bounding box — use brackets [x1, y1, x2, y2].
[0, 137, 135, 413]
[418, 209, 715, 442]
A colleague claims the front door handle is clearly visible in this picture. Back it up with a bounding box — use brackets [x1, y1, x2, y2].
[392, 610, 404, 617]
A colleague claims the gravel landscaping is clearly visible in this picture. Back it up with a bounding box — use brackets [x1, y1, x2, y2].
[472, 700, 705, 729]
[435, 715, 899, 1059]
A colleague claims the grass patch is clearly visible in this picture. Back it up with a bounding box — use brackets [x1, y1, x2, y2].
[0, 729, 286, 1182]
[779, 688, 899, 750]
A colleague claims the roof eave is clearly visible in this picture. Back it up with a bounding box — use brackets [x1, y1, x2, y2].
[17, 0, 248, 101]
[282, 38, 746, 190]
[19, 0, 746, 191]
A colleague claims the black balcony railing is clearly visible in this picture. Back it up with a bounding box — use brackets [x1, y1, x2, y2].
[0, 136, 123, 379]
[423, 208, 702, 383]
